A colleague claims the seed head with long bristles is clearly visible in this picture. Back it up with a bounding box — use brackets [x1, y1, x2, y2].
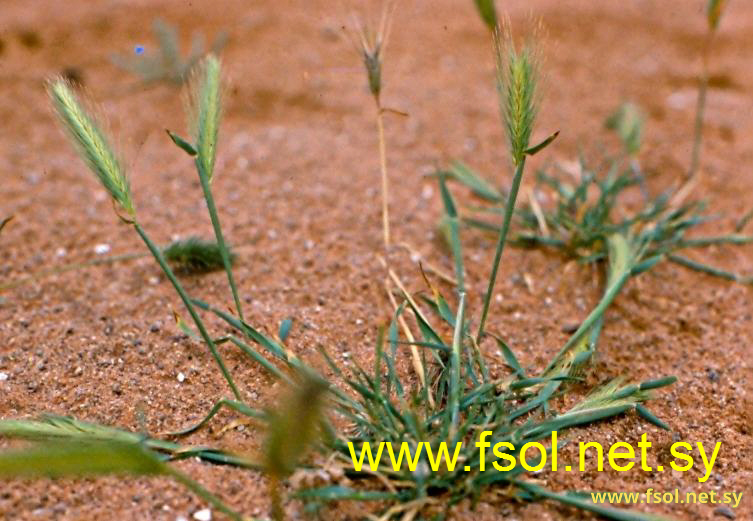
[494, 25, 539, 166]
[189, 54, 222, 181]
[49, 80, 135, 217]
[348, 3, 395, 105]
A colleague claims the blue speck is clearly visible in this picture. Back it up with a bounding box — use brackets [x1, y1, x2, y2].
[134, 45, 145, 55]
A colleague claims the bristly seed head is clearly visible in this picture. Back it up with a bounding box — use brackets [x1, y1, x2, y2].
[348, 3, 395, 104]
[189, 54, 222, 181]
[494, 24, 539, 166]
[48, 80, 135, 217]
[706, 0, 727, 32]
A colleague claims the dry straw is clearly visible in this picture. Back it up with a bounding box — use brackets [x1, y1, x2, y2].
[348, 2, 396, 248]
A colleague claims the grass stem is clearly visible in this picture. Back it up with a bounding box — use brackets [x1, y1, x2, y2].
[476, 158, 526, 342]
[133, 222, 241, 400]
[687, 33, 712, 181]
[377, 106, 391, 248]
[196, 159, 247, 327]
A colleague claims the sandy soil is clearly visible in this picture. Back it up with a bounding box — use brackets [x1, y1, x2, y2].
[1, 0, 751, 519]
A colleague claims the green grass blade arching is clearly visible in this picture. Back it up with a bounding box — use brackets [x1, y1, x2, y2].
[0, 441, 243, 521]
[0, 441, 164, 479]
[49, 81, 134, 216]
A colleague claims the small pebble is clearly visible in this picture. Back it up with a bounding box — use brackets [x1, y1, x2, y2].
[56, 247, 67, 258]
[177, 372, 186, 383]
[561, 322, 580, 334]
[94, 243, 111, 255]
[193, 508, 212, 521]
[714, 506, 735, 519]
[0, 372, 8, 381]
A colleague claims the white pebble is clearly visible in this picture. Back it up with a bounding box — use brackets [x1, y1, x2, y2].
[177, 372, 186, 383]
[0, 372, 8, 381]
[94, 243, 111, 255]
[667, 90, 694, 110]
[236, 157, 249, 170]
[193, 508, 212, 521]
[56, 247, 67, 258]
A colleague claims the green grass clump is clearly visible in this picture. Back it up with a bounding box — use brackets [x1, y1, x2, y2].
[163, 237, 235, 274]
[111, 19, 228, 86]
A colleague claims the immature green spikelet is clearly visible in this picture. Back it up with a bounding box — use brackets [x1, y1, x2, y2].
[495, 28, 538, 166]
[474, 0, 498, 31]
[49, 81, 134, 216]
[707, 0, 727, 32]
[190, 54, 222, 180]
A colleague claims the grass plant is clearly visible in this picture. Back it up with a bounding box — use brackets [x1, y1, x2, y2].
[48, 70, 242, 401]
[348, 4, 396, 248]
[0, 24, 682, 521]
[444, 102, 752, 386]
[476, 26, 558, 342]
